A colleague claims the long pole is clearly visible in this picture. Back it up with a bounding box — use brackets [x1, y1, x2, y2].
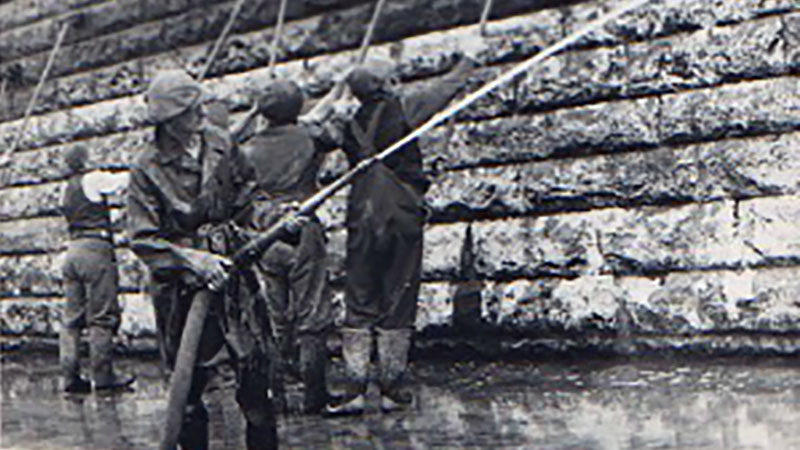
[363, 0, 652, 174]
[356, 0, 388, 64]
[161, 1, 249, 449]
[479, 0, 494, 36]
[237, 0, 653, 263]
[199, 0, 248, 80]
[440, 0, 494, 158]
[0, 78, 7, 111]
[164, 1, 653, 448]
[231, 0, 290, 142]
[1, 21, 69, 166]
[302, 0, 388, 122]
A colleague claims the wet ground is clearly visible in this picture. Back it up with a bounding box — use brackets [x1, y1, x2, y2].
[3, 352, 800, 449]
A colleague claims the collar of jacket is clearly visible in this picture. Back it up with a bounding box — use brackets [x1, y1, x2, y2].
[155, 125, 227, 166]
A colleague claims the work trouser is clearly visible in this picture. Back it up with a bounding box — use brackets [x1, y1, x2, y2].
[62, 238, 121, 331]
[258, 219, 333, 413]
[343, 217, 423, 330]
[149, 279, 277, 450]
[61, 238, 122, 386]
[257, 219, 333, 338]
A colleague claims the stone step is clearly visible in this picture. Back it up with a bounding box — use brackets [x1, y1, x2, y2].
[4, 9, 796, 186]
[2, 0, 795, 127]
[0, 0, 253, 62]
[0, 0, 541, 122]
[4, 131, 800, 255]
[2, 77, 797, 221]
[418, 265, 800, 334]
[423, 76, 800, 169]
[0, 0, 105, 36]
[4, 264, 800, 338]
[0, 293, 155, 337]
[4, 194, 800, 297]
[426, 131, 800, 220]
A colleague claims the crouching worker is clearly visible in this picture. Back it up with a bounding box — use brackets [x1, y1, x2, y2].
[235, 79, 339, 415]
[128, 70, 301, 450]
[59, 144, 135, 394]
[327, 54, 478, 415]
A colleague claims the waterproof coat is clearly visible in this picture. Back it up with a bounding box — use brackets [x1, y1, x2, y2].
[127, 124, 277, 448]
[341, 61, 474, 329]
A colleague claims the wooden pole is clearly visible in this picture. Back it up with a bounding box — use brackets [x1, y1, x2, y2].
[356, 0, 388, 64]
[199, 0, 248, 80]
[479, 0, 494, 36]
[164, 2, 653, 449]
[1, 22, 69, 166]
[237, 0, 655, 269]
[267, 0, 290, 76]
[440, 0, 494, 160]
[161, 1, 249, 449]
[302, 0, 389, 121]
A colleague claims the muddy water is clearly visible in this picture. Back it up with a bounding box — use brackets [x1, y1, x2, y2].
[3, 354, 800, 449]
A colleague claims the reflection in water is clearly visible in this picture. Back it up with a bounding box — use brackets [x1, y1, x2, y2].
[3, 355, 800, 449]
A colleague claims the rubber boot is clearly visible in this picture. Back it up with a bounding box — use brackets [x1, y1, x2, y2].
[325, 328, 371, 416]
[377, 328, 413, 413]
[246, 423, 278, 450]
[89, 326, 135, 393]
[178, 403, 209, 450]
[60, 327, 91, 393]
[237, 364, 278, 450]
[298, 333, 330, 415]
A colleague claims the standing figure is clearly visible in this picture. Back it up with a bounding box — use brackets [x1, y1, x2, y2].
[327, 55, 478, 415]
[236, 79, 339, 415]
[59, 144, 135, 394]
[128, 70, 287, 450]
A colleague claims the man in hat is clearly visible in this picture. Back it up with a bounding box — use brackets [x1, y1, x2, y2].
[128, 70, 300, 449]
[327, 54, 478, 415]
[59, 144, 135, 394]
[235, 78, 341, 415]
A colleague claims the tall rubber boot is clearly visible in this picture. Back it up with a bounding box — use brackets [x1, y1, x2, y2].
[178, 403, 209, 450]
[246, 423, 278, 450]
[60, 327, 91, 393]
[89, 326, 135, 392]
[376, 328, 413, 412]
[298, 333, 330, 415]
[237, 364, 278, 450]
[325, 328, 371, 416]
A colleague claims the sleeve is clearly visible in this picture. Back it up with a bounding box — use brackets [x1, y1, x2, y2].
[229, 144, 259, 219]
[199, 125, 245, 224]
[126, 164, 195, 276]
[402, 57, 478, 128]
[302, 119, 343, 154]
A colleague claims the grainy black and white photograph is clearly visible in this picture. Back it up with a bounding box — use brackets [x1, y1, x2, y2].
[0, 0, 799, 448]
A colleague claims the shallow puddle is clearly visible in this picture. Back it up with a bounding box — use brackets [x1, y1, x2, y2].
[3, 354, 800, 449]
